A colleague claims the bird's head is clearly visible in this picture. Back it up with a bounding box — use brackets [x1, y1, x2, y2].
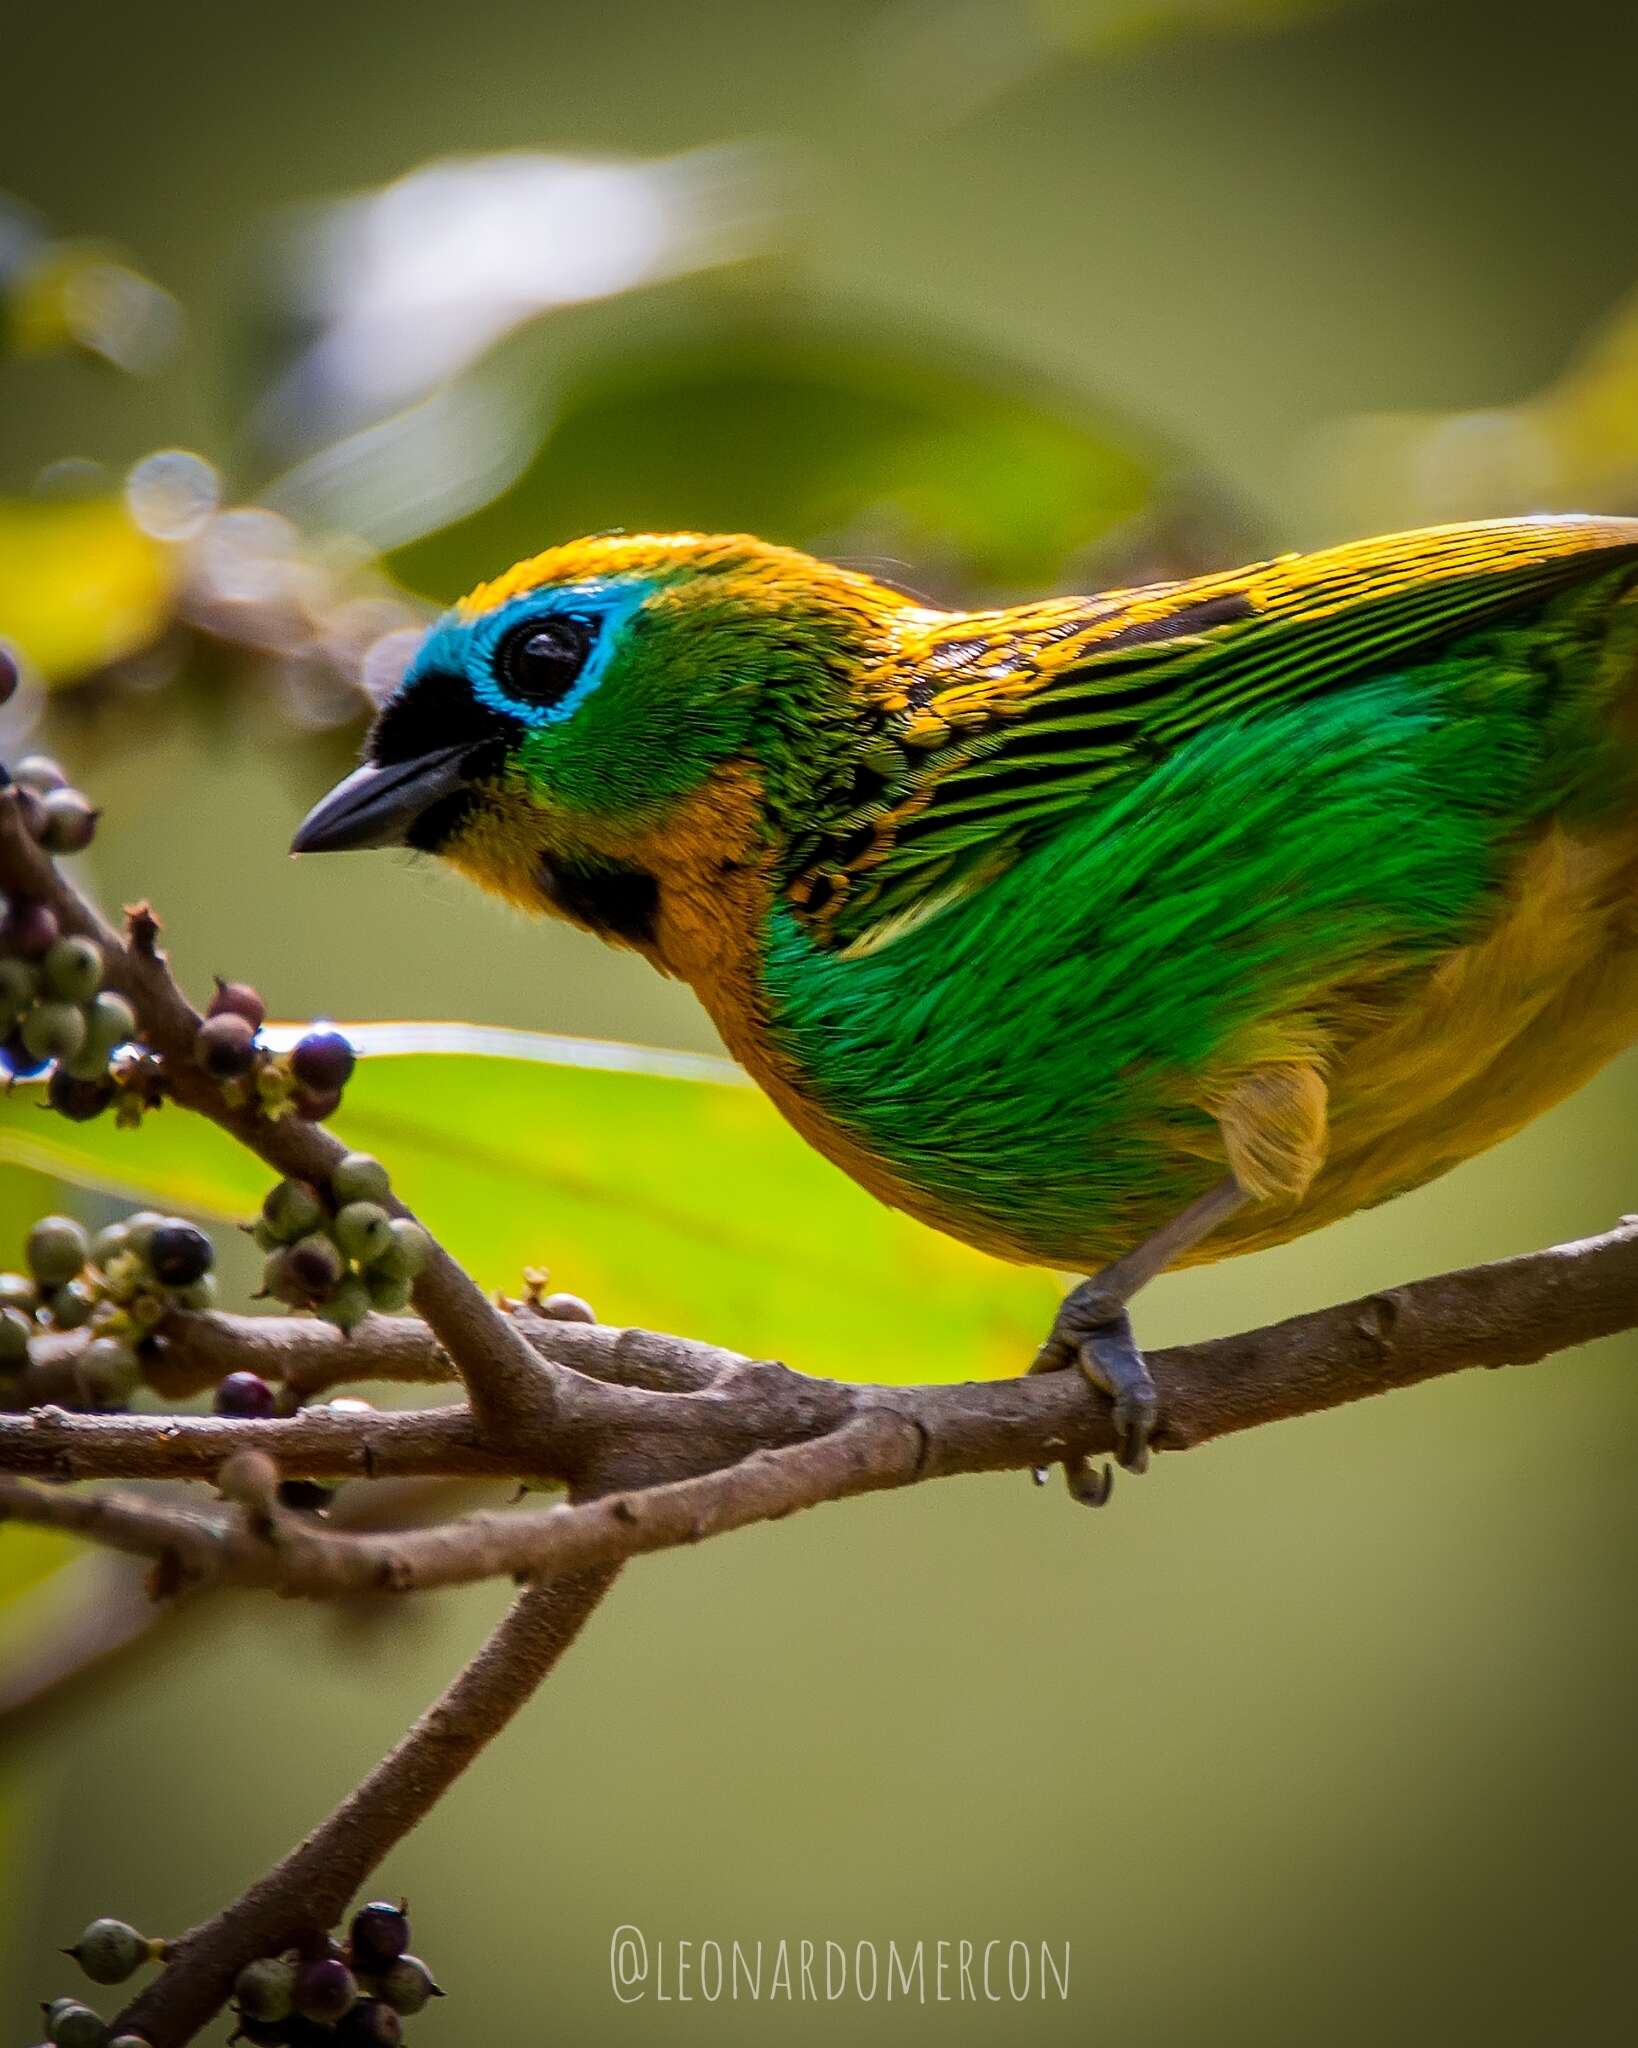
[292, 531, 917, 953]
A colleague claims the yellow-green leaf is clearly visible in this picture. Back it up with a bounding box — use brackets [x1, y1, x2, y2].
[0, 1026, 1055, 1383]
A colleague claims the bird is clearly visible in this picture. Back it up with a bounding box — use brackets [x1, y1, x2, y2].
[294, 516, 1638, 1494]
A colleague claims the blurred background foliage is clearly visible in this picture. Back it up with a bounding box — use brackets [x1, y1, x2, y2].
[3, 0, 1637, 2042]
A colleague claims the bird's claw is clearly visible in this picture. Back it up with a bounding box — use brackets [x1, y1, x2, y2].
[1063, 1455, 1115, 1508]
[1077, 1313, 1157, 1474]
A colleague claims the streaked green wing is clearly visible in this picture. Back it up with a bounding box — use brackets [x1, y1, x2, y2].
[795, 515, 1638, 953]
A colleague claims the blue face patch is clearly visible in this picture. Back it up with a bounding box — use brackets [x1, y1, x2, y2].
[406, 577, 654, 732]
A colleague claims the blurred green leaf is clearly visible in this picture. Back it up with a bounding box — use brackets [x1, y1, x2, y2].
[0, 1030, 1055, 1384]
[0, 495, 177, 683]
[387, 309, 1165, 599]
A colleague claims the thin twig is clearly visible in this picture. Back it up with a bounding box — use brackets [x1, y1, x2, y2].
[112, 1564, 620, 2047]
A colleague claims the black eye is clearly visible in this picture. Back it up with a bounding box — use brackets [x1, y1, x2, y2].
[499, 614, 594, 710]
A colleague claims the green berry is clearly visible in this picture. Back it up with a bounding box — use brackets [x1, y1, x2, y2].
[331, 1153, 389, 1206]
[234, 1953, 297, 2022]
[91, 1224, 129, 1267]
[175, 1274, 218, 1311]
[334, 1201, 392, 1266]
[375, 1955, 441, 2015]
[66, 1918, 147, 1986]
[376, 1218, 430, 1281]
[0, 956, 36, 1028]
[122, 1211, 164, 1254]
[0, 1305, 32, 1369]
[318, 1275, 371, 1334]
[44, 1999, 108, 2047]
[78, 1336, 140, 1407]
[42, 937, 103, 1003]
[261, 1178, 324, 1243]
[0, 1271, 39, 1314]
[365, 1272, 413, 1315]
[49, 1280, 94, 1329]
[81, 992, 136, 1061]
[27, 1215, 90, 1288]
[22, 1001, 86, 1063]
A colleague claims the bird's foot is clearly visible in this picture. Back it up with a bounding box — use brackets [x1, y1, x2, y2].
[1030, 1281, 1159, 1481]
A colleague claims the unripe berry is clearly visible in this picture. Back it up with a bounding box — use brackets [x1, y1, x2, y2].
[0, 955, 35, 1026]
[91, 1223, 130, 1267]
[81, 992, 137, 1060]
[195, 1012, 258, 1080]
[261, 1178, 324, 1243]
[66, 1917, 147, 1985]
[49, 1279, 95, 1329]
[208, 978, 266, 1029]
[147, 1220, 213, 1288]
[0, 1271, 39, 1312]
[21, 999, 87, 1063]
[318, 1275, 371, 1334]
[215, 1371, 277, 1419]
[44, 1999, 107, 2047]
[28, 1215, 90, 1288]
[0, 1306, 32, 1369]
[48, 1069, 115, 1121]
[347, 1902, 410, 1971]
[233, 1952, 297, 2022]
[291, 1028, 356, 1093]
[365, 1272, 413, 1315]
[293, 1956, 357, 2024]
[334, 1202, 392, 1266]
[122, 1211, 164, 1253]
[78, 1336, 140, 1407]
[374, 1955, 441, 2015]
[40, 790, 98, 855]
[331, 1153, 390, 1206]
[374, 1219, 430, 1282]
[42, 937, 102, 1003]
[2, 898, 60, 960]
[175, 1273, 217, 1311]
[14, 754, 67, 795]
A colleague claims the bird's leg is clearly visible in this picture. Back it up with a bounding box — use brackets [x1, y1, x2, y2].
[1030, 1176, 1247, 1493]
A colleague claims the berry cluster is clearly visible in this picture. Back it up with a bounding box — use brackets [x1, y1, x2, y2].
[194, 978, 358, 1127]
[231, 1902, 443, 2046]
[0, 901, 134, 1114]
[0, 1211, 216, 1410]
[38, 1915, 159, 2046]
[254, 1154, 429, 1335]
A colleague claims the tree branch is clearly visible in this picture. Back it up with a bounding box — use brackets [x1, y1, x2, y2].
[112, 1564, 620, 2048]
[0, 788, 563, 1443]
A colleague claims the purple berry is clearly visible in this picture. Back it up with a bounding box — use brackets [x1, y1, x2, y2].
[208, 978, 266, 1030]
[147, 1219, 213, 1287]
[291, 1028, 356, 1093]
[47, 1069, 114, 1122]
[293, 1956, 357, 2023]
[336, 1998, 403, 2045]
[1, 1031, 49, 1078]
[347, 1902, 410, 1971]
[195, 1011, 258, 1080]
[1, 899, 59, 961]
[291, 1085, 343, 1123]
[215, 1371, 276, 1418]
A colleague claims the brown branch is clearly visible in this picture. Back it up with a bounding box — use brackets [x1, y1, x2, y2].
[112, 1564, 620, 2047]
[5, 1219, 1635, 1603]
[0, 788, 563, 1444]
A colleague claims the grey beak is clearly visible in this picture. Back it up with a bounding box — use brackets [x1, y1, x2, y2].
[291, 744, 477, 854]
